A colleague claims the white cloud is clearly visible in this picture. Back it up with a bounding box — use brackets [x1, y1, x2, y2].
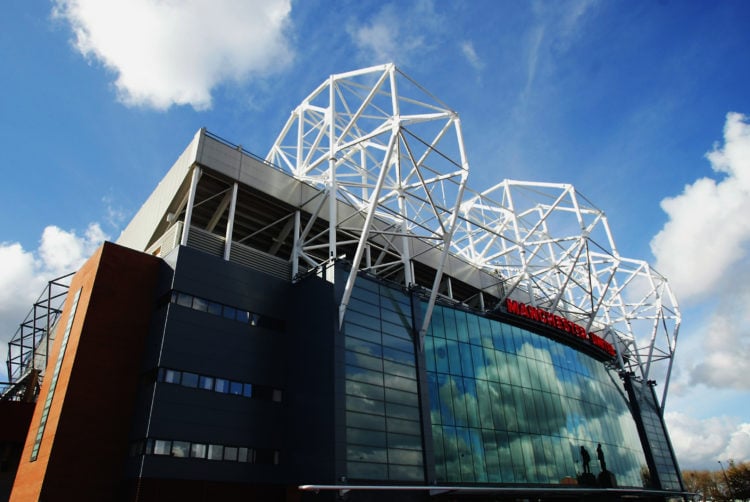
[52, 0, 294, 110]
[650, 113, 750, 390]
[651, 112, 750, 301]
[0, 224, 108, 380]
[725, 423, 750, 462]
[666, 412, 750, 469]
[346, 1, 441, 65]
[460, 41, 484, 71]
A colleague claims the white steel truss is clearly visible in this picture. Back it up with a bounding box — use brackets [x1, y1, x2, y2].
[454, 181, 680, 410]
[267, 63, 470, 342]
[267, 64, 680, 410]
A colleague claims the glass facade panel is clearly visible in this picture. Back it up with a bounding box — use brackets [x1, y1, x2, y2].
[339, 277, 655, 489]
[343, 280, 424, 482]
[425, 303, 649, 487]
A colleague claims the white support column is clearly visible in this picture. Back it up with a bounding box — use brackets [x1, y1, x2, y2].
[328, 77, 337, 262]
[292, 210, 301, 279]
[339, 130, 398, 329]
[418, 117, 470, 350]
[180, 165, 202, 247]
[223, 182, 238, 261]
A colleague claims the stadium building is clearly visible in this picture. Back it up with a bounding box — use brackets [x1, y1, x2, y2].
[3, 65, 687, 501]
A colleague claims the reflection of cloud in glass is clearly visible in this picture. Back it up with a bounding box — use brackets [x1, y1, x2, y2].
[425, 306, 649, 486]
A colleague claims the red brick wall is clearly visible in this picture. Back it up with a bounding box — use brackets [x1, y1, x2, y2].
[11, 242, 160, 501]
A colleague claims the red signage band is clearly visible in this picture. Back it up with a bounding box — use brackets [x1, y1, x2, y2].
[505, 298, 616, 357]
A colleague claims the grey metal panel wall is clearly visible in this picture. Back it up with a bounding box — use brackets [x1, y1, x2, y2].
[230, 241, 292, 282]
[130, 245, 336, 485]
[186, 226, 224, 258]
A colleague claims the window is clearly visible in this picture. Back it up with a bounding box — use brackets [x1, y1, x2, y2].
[156, 367, 282, 403]
[171, 441, 190, 458]
[190, 443, 207, 459]
[170, 290, 285, 331]
[181, 372, 199, 388]
[199, 375, 214, 391]
[153, 440, 171, 456]
[224, 446, 238, 461]
[208, 444, 224, 461]
[229, 381, 243, 396]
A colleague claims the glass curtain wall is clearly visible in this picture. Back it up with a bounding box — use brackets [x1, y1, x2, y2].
[423, 303, 649, 487]
[342, 278, 425, 482]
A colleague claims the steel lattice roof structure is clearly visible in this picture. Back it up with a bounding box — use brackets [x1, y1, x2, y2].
[5, 64, 680, 414]
[267, 63, 680, 410]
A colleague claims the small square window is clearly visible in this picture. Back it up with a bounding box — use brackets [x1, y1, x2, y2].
[190, 443, 207, 459]
[242, 383, 253, 398]
[181, 372, 199, 388]
[207, 301, 222, 316]
[224, 446, 238, 461]
[272, 389, 283, 403]
[176, 293, 193, 307]
[199, 375, 214, 391]
[236, 310, 250, 323]
[160, 369, 181, 384]
[230, 381, 243, 395]
[223, 306, 236, 320]
[208, 444, 224, 461]
[215, 379, 229, 393]
[171, 441, 190, 458]
[238, 447, 249, 463]
[153, 440, 171, 456]
[192, 297, 208, 312]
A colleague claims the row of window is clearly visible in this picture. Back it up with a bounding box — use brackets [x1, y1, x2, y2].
[31, 288, 82, 461]
[158, 368, 282, 403]
[131, 438, 279, 465]
[170, 291, 284, 331]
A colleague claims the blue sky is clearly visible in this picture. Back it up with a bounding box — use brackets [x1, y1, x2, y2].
[2, 0, 750, 470]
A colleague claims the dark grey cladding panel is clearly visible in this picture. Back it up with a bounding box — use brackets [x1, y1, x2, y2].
[169, 245, 290, 318]
[147, 384, 283, 445]
[283, 274, 338, 483]
[160, 307, 284, 384]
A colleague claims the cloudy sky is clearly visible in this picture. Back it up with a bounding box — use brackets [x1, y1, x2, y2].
[2, 0, 749, 471]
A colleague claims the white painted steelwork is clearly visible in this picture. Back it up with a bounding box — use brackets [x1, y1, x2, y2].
[267, 63, 470, 344]
[268, 64, 679, 410]
[455, 181, 680, 410]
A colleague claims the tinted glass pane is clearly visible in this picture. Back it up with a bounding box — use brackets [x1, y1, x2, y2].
[176, 293, 193, 307]
[153, 440, 171, 456]
[347, 461, 387, 480]
[192, 297, 208, 312]
[223, 306, 236, 320]
[243, 383, 253, 397]
[171, 441, 189, 458]
[224, 446, 238, 461]
[191, 443, 207, 458]
[348, 445, 387, 463]
[199, 375, 214, 391]
[208, 444, 223, 460]
[347, 395, 385, 416]
[215, 378, 229, 393]
[347, 428, 387, 447]
[181, 372, 199, 388]
[347, 411, 386, 431]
